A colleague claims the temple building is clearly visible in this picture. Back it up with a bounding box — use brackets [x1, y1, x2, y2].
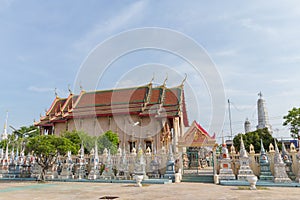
[35, 81, 189, 153]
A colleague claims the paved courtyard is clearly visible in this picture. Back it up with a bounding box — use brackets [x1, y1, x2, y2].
[0, 181, 299, 200]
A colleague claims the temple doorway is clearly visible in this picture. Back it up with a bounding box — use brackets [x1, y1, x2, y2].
[183, 147, 213, 174]
[178, 121, 216, 182]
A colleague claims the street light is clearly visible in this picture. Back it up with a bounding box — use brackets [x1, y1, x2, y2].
[132, 121, 141, 148]
[9, 126, 36, 138]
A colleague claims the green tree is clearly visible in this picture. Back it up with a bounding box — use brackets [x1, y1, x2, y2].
[97, 130, 119, 154]
[283, 107, 300, 139]
[62, 130, 119, 154]
[26, 135, 78, 181]
[62, 130, 81, 152]
[233, 128, 279, 153]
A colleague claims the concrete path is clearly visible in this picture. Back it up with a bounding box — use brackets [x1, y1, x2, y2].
[0, 181, 299, 200]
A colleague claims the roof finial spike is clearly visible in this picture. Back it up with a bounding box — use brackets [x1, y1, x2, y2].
[163, 73, 168, 86]
[150, 73, 155, 84]
[79, 81, 84, 91]
[68, 84, 72, 94]
[258, 91, 263, 99]
[181, 73, 187, 86]
[54, 88, 58, 97]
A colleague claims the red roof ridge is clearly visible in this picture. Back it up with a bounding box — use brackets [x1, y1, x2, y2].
[72, 90, 86, 108]
[46, 97, 67, 116]
[82, 83, 151, 95]
[61, 93, 74, 111]
[193, 120, 213, 138]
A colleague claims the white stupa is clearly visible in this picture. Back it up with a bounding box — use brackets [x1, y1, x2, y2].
[256, 92, 272, 133]
[1, 111, 8, 140]
[244, 118, 251, 133]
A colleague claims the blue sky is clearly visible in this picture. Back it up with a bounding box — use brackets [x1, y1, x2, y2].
[1, 0, 300, 140]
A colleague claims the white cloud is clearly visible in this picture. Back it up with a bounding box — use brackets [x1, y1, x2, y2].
[28, 86, 53, 93]
[74, 1, 148, 53]
[277, 55, 300, 64]
[213, 49, 238, 57]
[239, 18, 278, 37]
[28, 86, 69, 97]
[269, 79, 292, 84]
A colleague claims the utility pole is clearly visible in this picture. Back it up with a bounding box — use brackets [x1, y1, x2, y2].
[228, 99, 233, 141]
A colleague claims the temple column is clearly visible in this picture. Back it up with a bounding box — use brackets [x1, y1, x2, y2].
[173, 117, 180, 153]
[180, 113, 185, 138]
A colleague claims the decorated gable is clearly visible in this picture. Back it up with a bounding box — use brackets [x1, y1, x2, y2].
[179, 120, 216, 147]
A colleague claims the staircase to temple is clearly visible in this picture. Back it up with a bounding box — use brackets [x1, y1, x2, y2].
[181, 167, 214, 183]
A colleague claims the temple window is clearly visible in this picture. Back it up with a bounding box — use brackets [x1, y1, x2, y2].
[129, 141, 136, 152]
[145, 141, 152, 151]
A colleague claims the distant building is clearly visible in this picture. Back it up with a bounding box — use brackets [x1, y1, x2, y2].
[256, 92, 272, 133]
[244, 118, 251, 133]
[35, 82, 189, 153]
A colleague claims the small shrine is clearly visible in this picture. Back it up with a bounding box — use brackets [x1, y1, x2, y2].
[259, 139, 273, 181]
[281, 142, 296, 181]
[75, 142, 86, 179]
[237, 136, 254, 180]
[164, 145, 175, 182]
[88, 142, 100, 180]
[273, 140, 292, 183]
[218, 138, 236, 180]
[296, 148, 300, 183]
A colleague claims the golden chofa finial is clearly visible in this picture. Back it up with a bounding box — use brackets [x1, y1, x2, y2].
[68, 84, 72, 94]
[163, 73, 168, 86]
[181, 73, 187, 86]
[150, 73, 155, 84]
[54, 88, 58, 97]
[79, 81, 84, 91]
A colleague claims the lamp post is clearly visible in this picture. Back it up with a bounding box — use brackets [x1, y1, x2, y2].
[132, 121, 140, 149]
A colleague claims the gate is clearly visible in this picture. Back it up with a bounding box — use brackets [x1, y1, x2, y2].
[181, 148, 214, 183]
[183, 150, 199, 174]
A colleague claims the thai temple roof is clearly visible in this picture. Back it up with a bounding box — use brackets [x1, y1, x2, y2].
[36, 82, 189, 127]
[178, 120, 216, 147]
